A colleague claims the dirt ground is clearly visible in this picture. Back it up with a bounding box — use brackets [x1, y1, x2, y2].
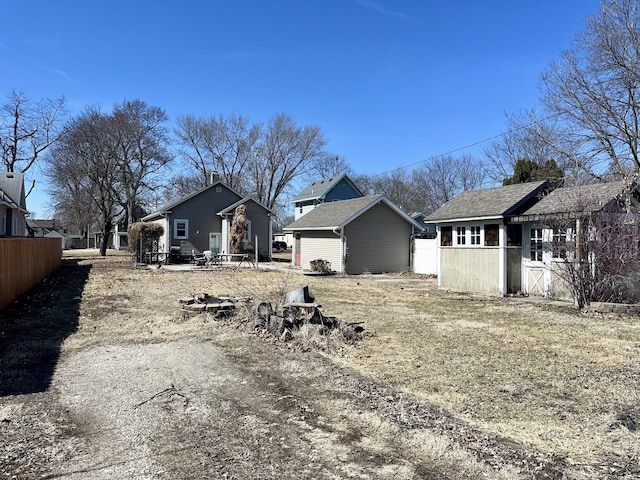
[1, 252, 638, 479]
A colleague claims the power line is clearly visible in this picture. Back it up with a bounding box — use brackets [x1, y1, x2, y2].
[370, 111, 564, 178]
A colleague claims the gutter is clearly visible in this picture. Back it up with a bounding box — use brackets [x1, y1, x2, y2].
[332, 227, 346, 274]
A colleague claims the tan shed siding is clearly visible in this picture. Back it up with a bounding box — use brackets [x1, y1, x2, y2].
[440, 248, 501, 294]
[344, 203, 412, 274]
[300, 232, 342, 272]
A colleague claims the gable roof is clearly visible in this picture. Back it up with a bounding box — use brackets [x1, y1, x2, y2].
[513, 181, 638, 221]
[291, 173, 363, 203]
[142, 180, 242, 221]
[217, 196, 275, 216]
[284, 195, 422, 231]
[425, 181, 550, 223]
[0, 172, 27, 212]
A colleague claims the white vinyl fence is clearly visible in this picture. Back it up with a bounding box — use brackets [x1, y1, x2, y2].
[412, 238, 437, 275]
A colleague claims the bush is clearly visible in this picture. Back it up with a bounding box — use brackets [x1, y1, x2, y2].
[127, 222, 164, 262]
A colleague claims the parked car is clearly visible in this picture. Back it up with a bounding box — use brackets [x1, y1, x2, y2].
[272, 241, 287, 251]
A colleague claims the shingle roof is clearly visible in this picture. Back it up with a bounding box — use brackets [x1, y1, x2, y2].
[425, 181, 550, 222]
[291, 173, 361, 202]
[284, 195, 420, 230]
[520, 181, 629, 217]
[0, 172, 27, 211]
[142, 180, 241, 221]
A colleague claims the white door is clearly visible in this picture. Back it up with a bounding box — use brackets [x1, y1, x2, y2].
[209, 233, 221, 254]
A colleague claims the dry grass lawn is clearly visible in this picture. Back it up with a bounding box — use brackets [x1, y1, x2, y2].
[310, 274, 640, 470]
[2, 252, 639, 478]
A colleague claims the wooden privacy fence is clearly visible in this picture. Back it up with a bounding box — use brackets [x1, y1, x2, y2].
[0, 238, 62, 311]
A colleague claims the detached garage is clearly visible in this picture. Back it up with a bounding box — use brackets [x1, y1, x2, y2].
[284, 195, 422, 274]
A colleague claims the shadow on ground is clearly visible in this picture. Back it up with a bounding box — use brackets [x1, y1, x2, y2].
[0, 258, 91, 396]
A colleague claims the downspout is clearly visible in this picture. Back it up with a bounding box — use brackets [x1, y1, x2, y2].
[332, 226, 346, 274]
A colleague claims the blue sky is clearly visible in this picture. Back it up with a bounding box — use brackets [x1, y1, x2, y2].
[1, 0, 600, 217]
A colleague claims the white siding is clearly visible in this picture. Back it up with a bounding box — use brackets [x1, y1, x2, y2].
[300, 232, 342, 272]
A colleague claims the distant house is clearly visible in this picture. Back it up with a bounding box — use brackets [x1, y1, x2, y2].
[292, 173, 363, 220]
[142, 178, 274, 259]
[0, 172, 28, 237]
[426, 181, 551, 295]
[509, 180, 640, 299]
[27, 218, 66, 237]
[284, 195, 422, 274]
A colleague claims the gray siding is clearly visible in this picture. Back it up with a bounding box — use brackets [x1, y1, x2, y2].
[344, 202, 412, 274]
[440, 248, 501, 294]
[300, 232, 342, 272]
[169, 186, 241, 253]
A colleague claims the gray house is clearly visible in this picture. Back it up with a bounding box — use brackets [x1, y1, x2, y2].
[143, 179, 274, 259]
[284, 195, 422, 274]
[0, 172, 28, 237]
[292, 173, 363, 220]
[426, 181, 550, 295]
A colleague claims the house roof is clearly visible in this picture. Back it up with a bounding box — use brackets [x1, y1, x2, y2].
[425, 181, 550, 223]
[284, 195, 422, 231]
[142, 180, 242, 221]
[291, 173, 363, 203]
[513, 181, 637, 221]
[217, 196, 275, 216]
[0, 172, 27, 212]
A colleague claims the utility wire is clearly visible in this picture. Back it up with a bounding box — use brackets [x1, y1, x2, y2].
[370, 111, 564, 178]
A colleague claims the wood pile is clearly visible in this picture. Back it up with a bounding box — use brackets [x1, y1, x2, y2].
[179, 286, 364, 342]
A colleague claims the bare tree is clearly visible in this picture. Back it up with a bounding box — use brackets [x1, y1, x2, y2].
[309, 153, 353, 179]
[111, 100, 172, 225]
[250, 113, 326, 210]
[48, 100, 171, 255]
[412, 155, 486, 213]
[536, 0, 640, 180]
[0, 89, 67, 195]
[49, 107, 123, 256]
[174, 113, 260, 192]
[484, 111, 580, 184]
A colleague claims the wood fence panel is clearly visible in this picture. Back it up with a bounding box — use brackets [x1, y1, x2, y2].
[0, 238, 62, 311]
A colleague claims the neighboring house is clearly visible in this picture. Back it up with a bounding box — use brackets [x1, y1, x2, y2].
[27, 218, 66, 237]
[142, 179, 274, 259]
[292, 173, 363, 220]
[0, 172, 28, 237]
[425, 181, 551, 296]
[509, 181, 640, 299]
[284, 195, 422, 274]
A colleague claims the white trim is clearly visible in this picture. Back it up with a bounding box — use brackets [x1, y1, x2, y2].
[173, 219, 189, 239]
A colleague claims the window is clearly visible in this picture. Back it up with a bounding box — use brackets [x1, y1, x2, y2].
[174, 219, 188, 239]
[530, 228, 543, 261]
[1, 215, 5, 235]
[470, 226, 481, 245]
[440, 226, 452, 246]
[552, 228, 567, 259]
[456, 226, 466, 245]
[552, 225, 575, 260]
[484, 224, 499, 246]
